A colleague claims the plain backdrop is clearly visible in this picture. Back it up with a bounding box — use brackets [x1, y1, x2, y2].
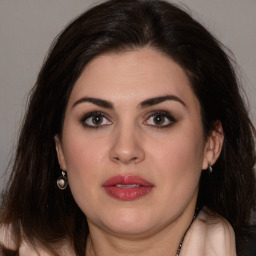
[0, 0, 255, 190]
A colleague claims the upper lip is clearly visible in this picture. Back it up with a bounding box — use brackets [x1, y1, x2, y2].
[103, 175, 154, 187]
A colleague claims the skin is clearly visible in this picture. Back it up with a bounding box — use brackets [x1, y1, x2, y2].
[55, 47, 223, 256]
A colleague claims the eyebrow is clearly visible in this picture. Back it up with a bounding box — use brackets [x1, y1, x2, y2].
[72, 94, 186, 109]
[72, 97, 114, 109]
[139, 95, 186, 108]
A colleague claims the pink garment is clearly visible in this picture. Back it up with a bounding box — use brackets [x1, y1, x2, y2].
[180, 208, 236, 256]
[0, 208, 236, 255]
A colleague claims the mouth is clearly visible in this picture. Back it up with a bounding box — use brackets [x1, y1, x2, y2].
[103, 175, 154, 201]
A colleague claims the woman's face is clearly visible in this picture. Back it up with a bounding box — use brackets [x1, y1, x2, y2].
[56, 48, 212, 237]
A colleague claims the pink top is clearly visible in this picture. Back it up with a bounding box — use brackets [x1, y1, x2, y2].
[0, 208, 236, 255]
[180, 208, 236, 256]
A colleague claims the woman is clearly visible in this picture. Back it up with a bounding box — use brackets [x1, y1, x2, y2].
[0, 0, 255, 255]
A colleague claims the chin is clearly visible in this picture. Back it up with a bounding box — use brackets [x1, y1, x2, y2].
[99, 208, 161, 237]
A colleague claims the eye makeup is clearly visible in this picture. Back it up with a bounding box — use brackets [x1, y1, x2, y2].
[80, 111, 112, 129]
[143, 110, 177, 129]
[79, 109, 177, 130]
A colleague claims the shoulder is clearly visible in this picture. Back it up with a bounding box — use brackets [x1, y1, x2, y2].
[180, 207, 237, 256]
[0, 224, 75, 256]
[0, 224, 17, 251]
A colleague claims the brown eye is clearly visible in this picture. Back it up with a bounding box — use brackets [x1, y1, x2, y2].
[92, 115, 103, 125]
[144, 111, 176, 128]
[153, 115, 165, 125]
[82, 112, 112, 128]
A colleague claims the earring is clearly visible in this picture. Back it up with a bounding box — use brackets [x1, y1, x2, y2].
[57, 171, 68, 190]
[208, 162, 213, 173]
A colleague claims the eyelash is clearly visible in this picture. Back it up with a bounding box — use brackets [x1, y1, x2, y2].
[81, 111, 111, 129]
[80, 110, 177, 129]
[144, 110, 177, 129]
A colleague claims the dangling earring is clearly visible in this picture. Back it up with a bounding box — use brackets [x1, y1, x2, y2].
[208, 162, 213, 173]
[57, 171, 68, 190]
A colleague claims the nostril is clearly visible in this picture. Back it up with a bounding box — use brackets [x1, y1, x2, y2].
[109, 134, 145, 164]
[113, 156, 138, 163]
[111, 151, 142, 165]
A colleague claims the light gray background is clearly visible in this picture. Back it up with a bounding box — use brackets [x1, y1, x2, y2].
[1, 0, 255, 190]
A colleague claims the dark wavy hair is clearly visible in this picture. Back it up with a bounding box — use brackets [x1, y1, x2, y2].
[1, 0, 255, 255]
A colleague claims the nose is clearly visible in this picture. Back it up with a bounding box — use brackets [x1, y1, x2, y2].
[109, 125, 145, 165]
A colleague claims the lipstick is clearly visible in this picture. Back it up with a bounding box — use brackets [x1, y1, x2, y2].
[103, 175, 154, 201]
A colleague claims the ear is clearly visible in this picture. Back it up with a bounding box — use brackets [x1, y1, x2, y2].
[202, 121, 224, 170]
[54, 135, 67, 170]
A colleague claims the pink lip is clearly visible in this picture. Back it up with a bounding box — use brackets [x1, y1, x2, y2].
[103, 175, 154, 201]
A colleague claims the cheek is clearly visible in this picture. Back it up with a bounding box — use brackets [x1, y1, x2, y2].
[62, 142, 106, 217]
[149, 124, 205, 201]
[63, 140, 107, 184]
[62, 122, 108, 170]
[151, 128, 205, 170]
[61, 129, 109, 204]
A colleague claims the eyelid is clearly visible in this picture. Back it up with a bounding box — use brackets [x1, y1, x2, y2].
[80, 110, 176, 129]
[81, 111, 112, 128]
[143, 110, 177, 128]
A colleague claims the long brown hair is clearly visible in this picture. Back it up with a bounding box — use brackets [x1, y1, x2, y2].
[1, 0, 255, 255]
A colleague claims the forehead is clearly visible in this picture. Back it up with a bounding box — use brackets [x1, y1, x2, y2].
[68, 47, 196, 107]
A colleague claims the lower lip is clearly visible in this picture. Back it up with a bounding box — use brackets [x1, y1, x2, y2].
[104, 186, 153, 201]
